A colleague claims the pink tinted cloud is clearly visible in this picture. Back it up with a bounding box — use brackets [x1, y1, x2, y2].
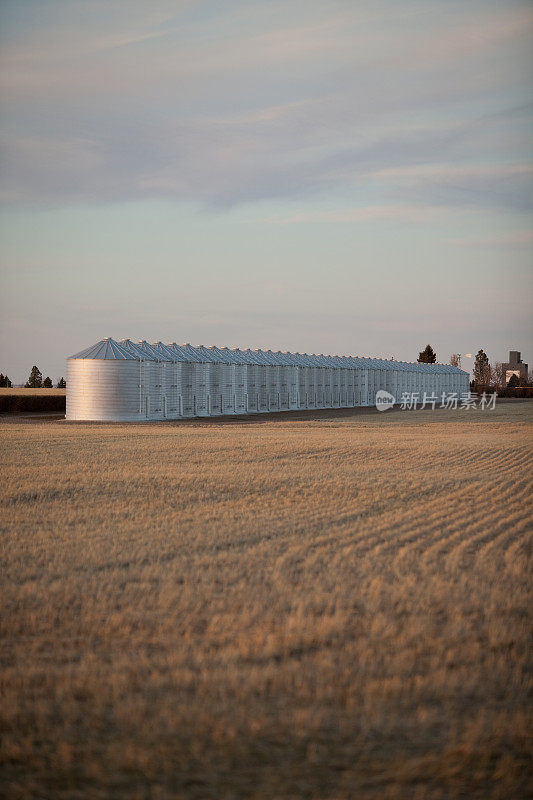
[261, 205, 441, 224]
[446, 230, 533, 247]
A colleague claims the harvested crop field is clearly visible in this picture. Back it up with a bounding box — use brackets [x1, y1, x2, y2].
[1, 401, 531, 799]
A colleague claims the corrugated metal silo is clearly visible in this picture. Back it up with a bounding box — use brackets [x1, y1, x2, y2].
[67, 336, 470, 420]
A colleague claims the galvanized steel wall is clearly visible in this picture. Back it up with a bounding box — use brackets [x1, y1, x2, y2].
[66, 359, 144, 421]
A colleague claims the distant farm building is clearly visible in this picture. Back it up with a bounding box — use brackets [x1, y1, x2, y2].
[66, 338, 470, 421]
[502, 351, 529, 386]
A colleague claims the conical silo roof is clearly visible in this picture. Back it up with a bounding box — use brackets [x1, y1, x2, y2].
[69, 338, 140, 360]
[67, 336, 469, 376]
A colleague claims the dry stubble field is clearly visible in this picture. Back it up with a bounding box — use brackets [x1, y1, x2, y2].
[1, 401, 532, 799]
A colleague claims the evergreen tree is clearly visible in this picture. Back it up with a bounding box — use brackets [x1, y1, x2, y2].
[43, 376, 53, 388]
[507, 373, 519, 389]
[56, 377, 66, 388]
[26, 365, 43, 388]
[418, 344, 437, 363]
[473, 349, 491, 388]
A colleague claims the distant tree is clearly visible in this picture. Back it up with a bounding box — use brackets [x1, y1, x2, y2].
[491, 362, 506, 391]
[507, 373, 519, 389]
[56, 377, 66, 388]
[43, 376, 53, 388]
[472, 349, 491, 390]
[450, 354, 461, 368]
[0, 373, 10, 387]
[26, 365, 43, 388]
[418, 344, 437, 363]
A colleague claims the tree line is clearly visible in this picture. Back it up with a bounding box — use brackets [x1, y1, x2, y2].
[25, 366, 66, 388]
[417, 344, 532, 395]
[469, 350, 532, 395]
[0, 366, 66, 389]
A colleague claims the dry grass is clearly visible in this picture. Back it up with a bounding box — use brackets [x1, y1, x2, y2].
[1, 401, 531, 799]
[0, 389, 66, 395]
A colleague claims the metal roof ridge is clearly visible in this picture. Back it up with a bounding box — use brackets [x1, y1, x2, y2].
[70, 338, 463, 371]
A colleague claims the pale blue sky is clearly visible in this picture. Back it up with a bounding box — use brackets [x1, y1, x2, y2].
[1, 0, 532, 382]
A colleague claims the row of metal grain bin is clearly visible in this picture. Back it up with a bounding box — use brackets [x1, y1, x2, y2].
[65, 338, 470, 421]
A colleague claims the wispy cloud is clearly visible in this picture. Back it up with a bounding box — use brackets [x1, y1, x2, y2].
[372, 164, 533, 181]
[261, 205, 441, 224]
[0, 0, 532, 212]
[446, 230, 533, 248]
